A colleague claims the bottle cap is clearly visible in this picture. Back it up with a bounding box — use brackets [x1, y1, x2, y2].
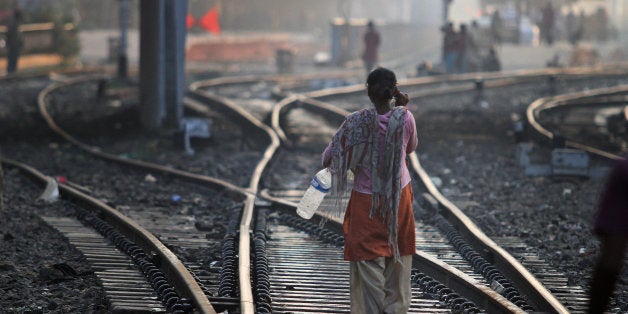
[311, 176, 330, 193]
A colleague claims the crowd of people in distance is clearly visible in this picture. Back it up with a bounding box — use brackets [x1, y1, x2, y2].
[427, 3, 617, 75]
[440, 21, 501, 75]
[487, 3, 614, 48]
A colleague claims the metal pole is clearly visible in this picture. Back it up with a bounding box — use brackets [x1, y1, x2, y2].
[442, 0, 449, 25]
[441, 0, 450, 65]
[140, 0, 166, 130]
[118, 0, 129, 78]
[164, 0, 187, 128]
[0, 157, 3, 212]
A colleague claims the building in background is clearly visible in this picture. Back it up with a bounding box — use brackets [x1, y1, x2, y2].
[610, 0, 628, 46]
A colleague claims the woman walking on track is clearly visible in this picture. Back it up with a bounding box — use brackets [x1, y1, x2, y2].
[322, 67, 418, 313]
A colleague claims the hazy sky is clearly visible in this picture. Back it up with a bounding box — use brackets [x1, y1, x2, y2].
[449, 0, 482, 23]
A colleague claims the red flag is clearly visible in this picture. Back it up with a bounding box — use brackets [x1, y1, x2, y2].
[186, 14, 195, 30]
[199, 6, 221, 35]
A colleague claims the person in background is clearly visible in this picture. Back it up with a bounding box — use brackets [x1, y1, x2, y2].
[592, 7, 610, 42]
[483, 46, 501, 72]
[361, 20, 381, 75]
[540, 2, 555, 45]
[588, 156, 628, 313]
[6, 8, 22, 74]
[442, 22, 457, 74]
[565, 8, 579, 46]
[490, 9, 503, 45]
[322, 67, 418, 313]
[455, 24, 474, 73]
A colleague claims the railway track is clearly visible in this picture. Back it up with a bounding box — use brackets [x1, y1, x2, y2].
[4, 74, 259, 313]
[258, 66, 628, 312]
[262, 88, 545, 312]
[527, 84, 628, 160]
[1, 158, 211, 312]
[3, 66, 628, 312]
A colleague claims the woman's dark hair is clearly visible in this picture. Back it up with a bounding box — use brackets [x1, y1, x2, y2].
[367, 67, 397, 101]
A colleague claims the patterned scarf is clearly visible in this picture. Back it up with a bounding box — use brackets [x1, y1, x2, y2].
[326, 106, 407, 259]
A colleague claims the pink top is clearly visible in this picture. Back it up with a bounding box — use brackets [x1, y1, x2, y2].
[322, 109, 418, 194]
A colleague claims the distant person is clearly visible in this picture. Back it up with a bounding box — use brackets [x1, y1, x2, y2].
[442, 22, 457, 74]
[588, 156, 628, 313]
[581, 10, 590, 38]
[592, 7, 609, 42]
[483, 47, 501, 72]
[6, 9, 22, 74]
[565, 9, 579, 45]
[456, 24, 474, 73]
[490, 10, 503, 45]
[540, 2, 556, 45]
[322, 67, 418, 313]
[361, 20, 381, 75]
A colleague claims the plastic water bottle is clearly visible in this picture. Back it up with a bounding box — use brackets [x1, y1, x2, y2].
[296, 168, 332, 219]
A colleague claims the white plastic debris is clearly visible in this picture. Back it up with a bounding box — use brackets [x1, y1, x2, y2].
[37, 177, 59, 203]
[491, 280, 506, 295]
[144, 174, 157, 183]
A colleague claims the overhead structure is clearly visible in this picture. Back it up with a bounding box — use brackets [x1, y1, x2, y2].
[118, 0, 130, 78]
[139, 0, 188, 130]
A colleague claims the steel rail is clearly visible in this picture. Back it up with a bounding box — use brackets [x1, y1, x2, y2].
[266, 94, 528, 313]
[0, 66, 104, 84]
[310, 95, 567, 312]
[35, 67, 628, 312]
[38, 74, 282, 314]
[267, 70, 590, 312]
[36, 75, 252, 314]
[1, 157, 216, 314]
[526, 84, 628, 161]
[258, 189, 525, 313]
[194, 71, 528, 312]
[39, 74, 285, 313]
[187, 87, 284, 314]
[301, 66, 628, 102]
[183, 65, 628, 313]
[188, 70, 364, 93]
[406, 152, 570, 313]
[38, 77, 250, 200]
[260, 67, 628, 312]
[111, 67, 628, 312]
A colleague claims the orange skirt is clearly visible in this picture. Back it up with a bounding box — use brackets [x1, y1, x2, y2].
[343, 184, 416, 261]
